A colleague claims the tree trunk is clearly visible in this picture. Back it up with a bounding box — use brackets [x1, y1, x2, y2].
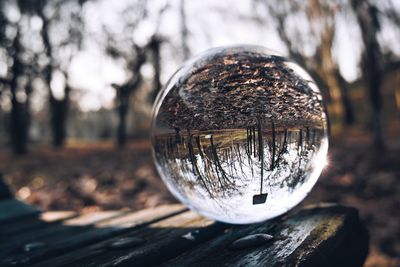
[50, 94, 69, 148]
[10, 98, 28, 154]
[315, 2, 354, 126]
[117, 103, 128, 147]
[336, 70, 355, 125]
[149, 36, 162, 102]
[9, 29, 28, 155]
[180, 0, 190, 61]
[113, 45, 146, 148]
[38, 7, 70, 148]
[114, 84, 135, 148]
[267, 0, 355, 126]
[351, 0, 383, 148]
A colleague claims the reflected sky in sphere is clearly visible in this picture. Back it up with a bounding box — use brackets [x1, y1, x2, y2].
[151, 45, 328, 224]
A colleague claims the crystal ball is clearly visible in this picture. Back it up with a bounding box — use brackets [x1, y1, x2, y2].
[151, 45, 328, 224]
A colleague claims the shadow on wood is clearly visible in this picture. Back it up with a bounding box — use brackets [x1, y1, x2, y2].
[0, 174, 13, 201]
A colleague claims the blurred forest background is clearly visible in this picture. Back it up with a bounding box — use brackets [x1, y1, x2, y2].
[0, 0, 399, 266]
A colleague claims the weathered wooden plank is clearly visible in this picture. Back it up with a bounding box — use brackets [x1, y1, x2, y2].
[0, 210, 127, 261]
[161, 204, 369, 267]
[0, 199, 40, 224]
[0, 210, 124, 250]
[2, 203, 368, 267]
[0, 211, 77, 237]
[1, 204, 186, 266]
[38, 210, 227, 267]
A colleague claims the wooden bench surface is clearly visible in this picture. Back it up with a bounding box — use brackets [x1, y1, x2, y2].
[0, 199, 368, 267]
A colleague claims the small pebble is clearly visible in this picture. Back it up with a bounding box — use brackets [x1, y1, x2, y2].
[24, 242, 45, 252]
[182, 230, 200, 241]
[230, 233, 273, 250]
[182, 232, 196, 241]
[108, 237, 145, 250]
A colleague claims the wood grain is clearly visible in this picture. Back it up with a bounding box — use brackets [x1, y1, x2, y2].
[0, 211, 77, 237]
[1, 204, 185, 266]
[0, 202, 368, 267]
[162, 204, 368, 267]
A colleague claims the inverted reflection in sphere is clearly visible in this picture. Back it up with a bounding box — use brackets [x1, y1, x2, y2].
[151, 45, 328, 224]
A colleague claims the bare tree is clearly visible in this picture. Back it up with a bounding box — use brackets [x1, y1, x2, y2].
[148, 35, 163, 102]
[308, 0, 354, 124]
[180, 0, 190, 61]
[351, 0, 384, 148]
[0, 2, 30, 154]
[35, 0, 85, 148]
[149, 3, 169, 102]
[0, 0, 87, 152]
[9, 28, 29, 154]
[259, 0, 354, 125]
[104, 1, 169, 146]
[111, 45, 147, 147]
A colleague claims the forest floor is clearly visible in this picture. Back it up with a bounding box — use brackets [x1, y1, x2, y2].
[0, 131, 399, 267]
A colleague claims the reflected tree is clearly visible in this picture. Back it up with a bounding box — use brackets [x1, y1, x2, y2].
[153, 124, 325, 203]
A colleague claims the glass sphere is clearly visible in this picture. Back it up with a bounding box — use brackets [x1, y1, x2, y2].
[151, 45, 328, 224]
